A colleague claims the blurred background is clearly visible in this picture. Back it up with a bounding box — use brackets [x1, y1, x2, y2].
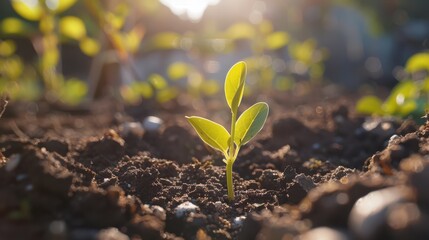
[0, 0, 428, 106]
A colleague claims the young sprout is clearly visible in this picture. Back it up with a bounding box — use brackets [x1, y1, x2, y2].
[186, 61, 269, 201]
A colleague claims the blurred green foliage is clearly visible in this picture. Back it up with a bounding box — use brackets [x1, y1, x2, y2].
[0, 0, 327, 106]
[357, 52, 429, 118]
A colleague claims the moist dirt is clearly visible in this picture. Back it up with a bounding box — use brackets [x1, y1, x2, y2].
[1, 86, 428, 240]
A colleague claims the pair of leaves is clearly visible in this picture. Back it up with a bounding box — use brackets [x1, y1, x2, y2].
[187, 61, 269, 155]
[187, 102, 268, 155]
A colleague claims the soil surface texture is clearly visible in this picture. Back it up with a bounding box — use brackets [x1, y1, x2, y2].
[1, 85, 428, 240]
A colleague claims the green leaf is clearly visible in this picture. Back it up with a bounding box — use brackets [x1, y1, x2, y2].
[186, 116, 230, 154]
[397, 100, 417, 117]
[405, 52, 429, 73]
[265, 31, 289, 50]
[225, 61, 246, 113]
[59, 16, 86, 40]
[356, 95, 383, 115]
[234, 102, 269, 146]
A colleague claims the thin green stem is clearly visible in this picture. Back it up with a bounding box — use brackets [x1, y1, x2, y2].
[229, 111, 237, 157]
[226, 111, 237, 201]
[226, 157, 235, 201]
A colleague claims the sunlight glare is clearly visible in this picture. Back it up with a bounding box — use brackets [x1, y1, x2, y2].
[16, 0, 38, 8]
[160, 0, 220, 22]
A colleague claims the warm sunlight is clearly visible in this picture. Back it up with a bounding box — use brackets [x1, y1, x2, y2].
[160, 0, 220, 22]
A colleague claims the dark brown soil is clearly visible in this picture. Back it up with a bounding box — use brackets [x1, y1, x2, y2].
[1, 85, 428, 240]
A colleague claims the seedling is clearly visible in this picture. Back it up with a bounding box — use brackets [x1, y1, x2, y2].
[186, 61, 269, 201]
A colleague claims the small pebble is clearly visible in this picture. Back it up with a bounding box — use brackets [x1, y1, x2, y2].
[299, 227, 350, 240]
[175, 201, 199, 218]
[349, 186, 412, 240]
[232, 216, 246, 229]
[143, 116, 163, 132]
[214, 201, 223, 209]
[151, 205, 166, 221]
[388, 134, 400, 146]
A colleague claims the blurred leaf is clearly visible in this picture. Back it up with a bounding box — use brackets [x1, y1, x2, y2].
[59, 78, 87, 105]
[167, 62, 189, 80]
[103, 3, 128, 30]
[310, 64, 324, 79]
[41, 49, 59, 70]
[130, 81, 153, 99]
[0, 18, 28, 35]
[1, 56, 24, 79]
[275, 76, 295, 91]
[234, 102, 269, 146]
[391, 80, 418, 99]
[397, 100, 417, 117]
[120, 85, 140, 104]
[225, 22, 255, 40]
[188, 72, 203, 87]
[39, 15, 55, 33]
[259, 20, 273, 35]
[79, 37, 100, 56]
[151, 32, 179, 49]
[149, 74, 167, 90]
[0, 40, 17, 57]
[290, 39, 316, 64]
[53, 0, 77, 13]
[11, 0, 43, 21]
[124, 27, 144, 53]
[265, 31, 289, 50]
[59, 16, 86, 40]
[422, 79, 429, 93]
[356, 95, 383, 115]
[109, 31, 127, 58]
[156, 87, 178, 103]
[7, 79, 41, 101]
[106, 12, 125, 30]
[260, 68, 274, 88]
[405, 52, 429, 73]
[382, 96, 398, 115]
[201, 79, 220, 96]
[382, 81, 418, 116]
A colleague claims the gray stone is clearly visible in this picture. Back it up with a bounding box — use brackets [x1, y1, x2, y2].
[348, 186, 413, 240]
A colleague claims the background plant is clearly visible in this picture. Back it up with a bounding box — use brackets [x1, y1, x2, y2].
[187, 61, 269, 201]
[357, 51, 429, 119]
[0, 0, 89, 104]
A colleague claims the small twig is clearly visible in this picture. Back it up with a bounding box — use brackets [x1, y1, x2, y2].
[0, 97, 7, 118]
